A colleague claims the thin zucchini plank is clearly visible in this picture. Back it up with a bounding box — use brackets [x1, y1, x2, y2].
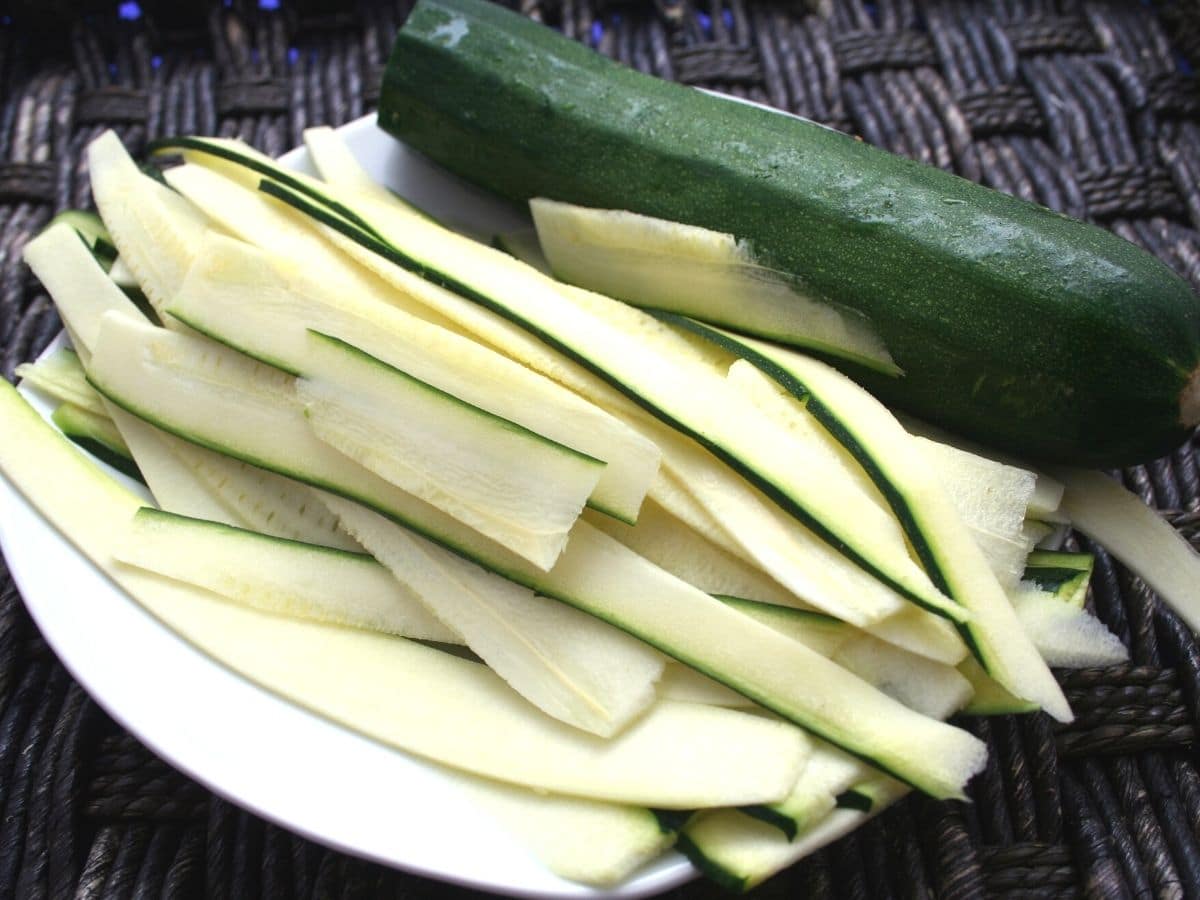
[530, 197, 898, 375]
[298, 330, 604, 570]
[303, 125, 419, 210]
[742, 742, 865, 840]
[680, 781, 908, 892]
[463, 777, 677, 887]
[22, 222, 141, 366]
[87, 132, 210, 319]
[114, 508, 457, 642]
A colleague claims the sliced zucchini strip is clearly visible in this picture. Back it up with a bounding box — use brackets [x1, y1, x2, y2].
[463, 777, 676, 887]
[114, 508, 457, 642]
[87, 131, 209, 318]
[297, 330, 604, 569]
[679, 780, 908, 892]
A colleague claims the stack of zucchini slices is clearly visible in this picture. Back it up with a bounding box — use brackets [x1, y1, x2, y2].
[7, 127, 1185, 892]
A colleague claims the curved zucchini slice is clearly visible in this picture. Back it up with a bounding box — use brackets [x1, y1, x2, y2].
[114, 507, 456, 642]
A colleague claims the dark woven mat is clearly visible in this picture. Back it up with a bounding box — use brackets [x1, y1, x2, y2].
[1, 1, 1199, 897]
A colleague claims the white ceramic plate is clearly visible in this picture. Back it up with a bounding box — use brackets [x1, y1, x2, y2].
[0, 115, 696, 899]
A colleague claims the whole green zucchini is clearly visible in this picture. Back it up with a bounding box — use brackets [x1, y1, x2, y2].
[378, 0, 1200, 467]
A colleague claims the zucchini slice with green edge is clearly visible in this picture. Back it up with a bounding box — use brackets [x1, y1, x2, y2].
[114, 507, 457, 642]
[378, 0, 1200, 468]
[463, 778, 677, 887]
[86, 131, 211, 319]
[322, 492, 665, 738]
[296, 328, 605, 570]
[662, 316, 1070, 721]
[678, 779, 909, 893]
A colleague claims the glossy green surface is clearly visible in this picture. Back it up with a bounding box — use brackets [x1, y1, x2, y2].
[380, 0, 1200, 466]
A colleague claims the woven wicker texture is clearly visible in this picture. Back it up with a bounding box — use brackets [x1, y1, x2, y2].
[1, 1, 1199, 896]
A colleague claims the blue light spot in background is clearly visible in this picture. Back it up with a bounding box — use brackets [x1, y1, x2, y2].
[151, 54, 163, 69]
[117, 0, 142, 20]
[722, 8, 733, 29]
[288, 47, 300, 65]
[590, 20, 603, 47]
[259, 0, 281, 9]
[696, 10, 712, 36]
[0, 15, 11, 25]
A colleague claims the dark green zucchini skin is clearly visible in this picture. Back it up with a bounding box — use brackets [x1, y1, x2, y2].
[379, 0, 1200, 467]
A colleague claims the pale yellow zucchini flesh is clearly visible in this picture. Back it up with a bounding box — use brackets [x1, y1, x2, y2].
[113, 508, 457, 643]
